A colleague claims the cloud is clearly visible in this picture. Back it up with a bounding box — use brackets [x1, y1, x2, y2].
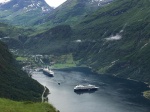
[105, 34, 122, 41]
[0, 0, 11, 4]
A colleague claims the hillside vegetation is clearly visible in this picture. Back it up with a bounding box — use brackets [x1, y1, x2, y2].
[73, 0, 150, 84]
[0, 22, 34, 49]
[24, 25, 73, 54]
[0, 28, 56, 111]
[24, 0, 150, 84]
[38, 0, 113, 29]
[25, 0, 150, 83]
[0, 22, 57, 111]
[0, 98, 56, 112]
[0, 0, 150, 108]
[1, 0, 150, 86]
[0, 0, 53, 26]
[0, 40, 45, 101]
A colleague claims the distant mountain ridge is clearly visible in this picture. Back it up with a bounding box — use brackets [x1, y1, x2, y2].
[0, 0, 51, 12]
[22, 0, 150, 84]
[0, 0, 53, 26]
[1, 0, 150, 86]
[0, 0, 114, 27]
[39, 0, 114, 28]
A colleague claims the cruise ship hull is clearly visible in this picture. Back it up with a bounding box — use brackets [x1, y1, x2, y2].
[74, 84, 99, 92]
[74, 87, 98, 92]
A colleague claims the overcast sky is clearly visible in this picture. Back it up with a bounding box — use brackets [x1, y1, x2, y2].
[0, 0, 67, 8]
[45, 0, 67, 7]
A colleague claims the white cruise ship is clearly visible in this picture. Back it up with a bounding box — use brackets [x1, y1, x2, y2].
[42, 68, 54, 77]
[74, 84, 99, 91]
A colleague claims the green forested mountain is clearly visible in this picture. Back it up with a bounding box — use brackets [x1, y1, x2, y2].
[24, 25, 72, 54]
[0, 0, 150, 110]
[72, 0, 150, 83]
[0, 22, 34, 49]
[23, 0, 150, 84]
[0, 0, 113, 28]
[0, 23, 43, 101]
[1, 0, 150, 85]
[0, 19, 56, 112]
[0, 0, 53, 26]
[0, 40, 44, 101]
[38, 0, 113, 28]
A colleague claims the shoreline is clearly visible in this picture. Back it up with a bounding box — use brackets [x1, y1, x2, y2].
[53, 66, 150, 100]
[32, 72, 59, 112]
[42, 86, 49, 102]
[31, 66, 150, 112]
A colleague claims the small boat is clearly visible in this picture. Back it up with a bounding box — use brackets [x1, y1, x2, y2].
[42, 68, 54, 77]
[58, 82, 60, 85]
[74, 84, 99, 92]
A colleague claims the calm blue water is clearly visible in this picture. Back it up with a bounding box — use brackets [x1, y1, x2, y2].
[32, 67, 150, 112]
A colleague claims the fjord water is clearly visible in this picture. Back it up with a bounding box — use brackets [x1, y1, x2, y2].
[32, 67, 150, 112]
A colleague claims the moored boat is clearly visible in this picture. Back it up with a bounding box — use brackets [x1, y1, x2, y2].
[42, 68, 54, 77]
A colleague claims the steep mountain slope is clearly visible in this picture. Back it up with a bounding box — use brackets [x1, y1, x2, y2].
[20, 0, 114, 53]
[0, 40, 44, 101]
[0, 22, 33, 49]
[0, 0, 53, 26]
[0, 0, 114, 50]
[39, 0, 114, 28]
[1, 0, 150, 86]
[72, 0, 150, 83]
[25, 0, 150, 84]
[25, 25, 72, 54]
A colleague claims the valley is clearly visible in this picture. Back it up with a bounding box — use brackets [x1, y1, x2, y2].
[0, 0, 150, 111]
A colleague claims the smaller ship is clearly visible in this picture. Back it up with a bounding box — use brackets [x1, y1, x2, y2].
[74, 84, 99, 92]
[42, 68, 54, 77]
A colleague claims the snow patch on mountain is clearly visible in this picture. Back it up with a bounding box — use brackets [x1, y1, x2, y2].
[90, 0, 113, 6]
[0, 0, 53, 13]
[13, 4, 18, 8]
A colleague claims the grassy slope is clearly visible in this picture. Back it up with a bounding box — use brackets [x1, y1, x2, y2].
[72, 0, 150, 84]
[0, 98, 56, 112]
[51, 54, 77, 69]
